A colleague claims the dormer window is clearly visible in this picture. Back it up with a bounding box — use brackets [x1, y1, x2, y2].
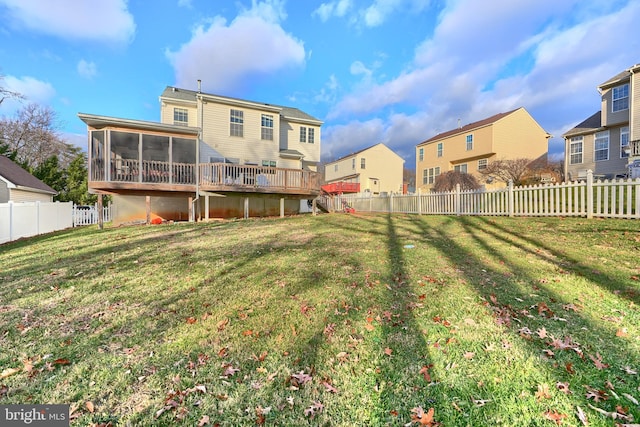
[612, 84, 629, 112]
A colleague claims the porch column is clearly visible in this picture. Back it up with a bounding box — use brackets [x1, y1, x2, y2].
[244, 197, 249, 219]
[97, 195, 104, 230]
[145, 196, 151, 225]
[188, 196, 194, 222]
[280, 198, 285, 218]
[205, 195, 210, 220]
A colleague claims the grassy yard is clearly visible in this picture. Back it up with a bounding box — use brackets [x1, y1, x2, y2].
[0, 213, 639, 426]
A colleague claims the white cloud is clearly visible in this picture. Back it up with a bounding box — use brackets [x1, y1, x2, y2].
[0, 75, 55, 114]
[0, 0, 135, 43]
[325, 0, 640, 162]
[362, 0, 431, 27]
[77, 60, 97, 79]
[313, 0, 352, 22]
[166, 1, 305, 93]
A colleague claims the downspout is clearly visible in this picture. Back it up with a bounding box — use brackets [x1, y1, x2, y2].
[192, 80, 202, 220]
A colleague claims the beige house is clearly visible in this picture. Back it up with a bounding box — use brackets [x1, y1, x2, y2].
[79, 85, 323, 223]
[323, 143, 405, 195]
[415, 107, 550, 191]
[563, 63, 640, 181]
[0, 155, 57, 203]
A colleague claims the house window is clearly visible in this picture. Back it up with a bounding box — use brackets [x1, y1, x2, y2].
[308, 128, 315, 144]
[334, 164, 338, 172]
[454, 164, 468, 173]
[174, 108, 188, 126]
[466, 135, 473, 151]
[594, 131, 609, 162]
[261, 160, 277, 167]
[478, 159, 488, 170]
[230, 109, 244, 137]
[300, 127, 307, 143]
[261, 114, 274, 140]
[352, 158, 355, 169]
[437, 143, 443, 157]
[423, 167, 441, 184]
[621, 126, 629, 158]
[569, 136, 583, 164]
[419, 148, 424, 161]
[612, 84, 629, 112]
[361, 158, 366, 169]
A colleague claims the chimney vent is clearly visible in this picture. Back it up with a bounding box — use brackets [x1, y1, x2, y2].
[197, 79, 201, 93]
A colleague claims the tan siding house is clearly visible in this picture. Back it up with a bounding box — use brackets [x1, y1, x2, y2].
[564, 63, 640, 180]
[79, 86, 323, 222]
[324, 143, 405, 195]
[415, 107, 550, 191]
[0, 155, 57, 203]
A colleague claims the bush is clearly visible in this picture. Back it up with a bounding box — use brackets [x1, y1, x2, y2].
[433, 171, 481, 192]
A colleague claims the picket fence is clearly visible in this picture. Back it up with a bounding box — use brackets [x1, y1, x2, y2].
[324, 171, 640, 220]
[0, 201, 73, 244]
[72, 203, 112, 226]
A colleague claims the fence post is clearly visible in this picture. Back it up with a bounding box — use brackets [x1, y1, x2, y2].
[508, 180, 514, 217]
[389, 193, 394, 213]
[8, 201, 13, 242]
[36, 201, 41, 235]
[455, 184, 461, 216]
[586, 170, 593, 219]
[417, 188, 422, 215]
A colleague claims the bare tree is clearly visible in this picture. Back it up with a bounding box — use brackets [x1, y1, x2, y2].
[478, 158, 534, 186]
[433, 171, 481, 192]
[403, 167, 416, 189]
[0, 103, 70, 169]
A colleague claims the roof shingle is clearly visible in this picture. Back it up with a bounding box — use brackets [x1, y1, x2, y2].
[0, 156, 56, 194]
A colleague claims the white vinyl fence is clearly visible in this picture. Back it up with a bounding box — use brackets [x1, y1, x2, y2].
[72, 203, 112, 226]
[0, 201, 73, 244]
[323, 171, 640, 220]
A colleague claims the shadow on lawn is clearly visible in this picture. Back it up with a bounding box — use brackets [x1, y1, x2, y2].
[403, 215, 640, 423]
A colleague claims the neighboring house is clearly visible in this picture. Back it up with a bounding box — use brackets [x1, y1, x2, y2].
[0, 155, 56, 203]
[323, 143, 405, 195]
[78, 86, 323, 222]
[415, 107, 550, 191]
[563, 63, 640, 181]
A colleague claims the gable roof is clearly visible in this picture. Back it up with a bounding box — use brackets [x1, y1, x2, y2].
[598, 63, 640, 89]
[160, 86, 323, 125]
[0, 156, 57, 195]
[417, 108, 521, 146]
[562, 111, 603, 138]
[326, 143, 405, 165]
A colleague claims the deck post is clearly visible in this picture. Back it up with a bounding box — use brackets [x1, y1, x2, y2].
[312, 198, 317, 216]
[205, 195, 210, 220]
[280, 198, 285, 218]
[244, 197, 249, 219]
[188, 196, 193, 222]
[145, 196, 151, 224]
[97, 195, 104, 230]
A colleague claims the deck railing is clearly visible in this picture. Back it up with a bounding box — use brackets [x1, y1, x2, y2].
[199, 163, 321, 193]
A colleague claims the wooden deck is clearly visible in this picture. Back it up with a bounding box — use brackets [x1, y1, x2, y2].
[90, 162, 321, 197]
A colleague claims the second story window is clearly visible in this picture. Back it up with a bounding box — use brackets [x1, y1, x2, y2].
[300, 127, 307, 143]
[612, 84, 629, 112]
[454, 164, 468, 173]
[334, 164, 338, 172]
[569, 136, 583, 164]
[466, 135, 473, 151]
[308, 128, 315, 144]
[261, 114, 274, 141]
[594, 131, 609, 161]
[361, 158, 366, 169]
[174, 108, 188, 126]
[621, 126, 629, 158]
[419, 148, 424, 161]
[230, 109, 244, 137]
[437, 142, 443, 157]
[352, 158, 355, 169]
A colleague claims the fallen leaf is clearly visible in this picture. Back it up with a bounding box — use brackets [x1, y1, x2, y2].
[0, 368, 20, 379]
[85, 401, 95, 413]
[575, 406, 588, 426]
[535, 383, 551, 400]
[463, 351, 475, 360]
[384, 347, 393, 356]
[419, 365, 432, 382]
[216, 318, 229, 331]
[53, 358, 70, 365]
[543, 410, 567, 425]
[588, 353, 609, 370]
[616, 328, 628, 337]
[410, 407, 437, 426]
[186, 317, 197, 324]
[198, 415, 210, 426]
[556, 382, 571, 394]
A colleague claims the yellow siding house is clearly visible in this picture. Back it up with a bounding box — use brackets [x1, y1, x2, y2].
[324, 143, 405, 195]
[415, 107, 550, 191]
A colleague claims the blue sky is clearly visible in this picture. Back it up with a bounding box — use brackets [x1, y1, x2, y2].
[0, 0, 638, 168]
